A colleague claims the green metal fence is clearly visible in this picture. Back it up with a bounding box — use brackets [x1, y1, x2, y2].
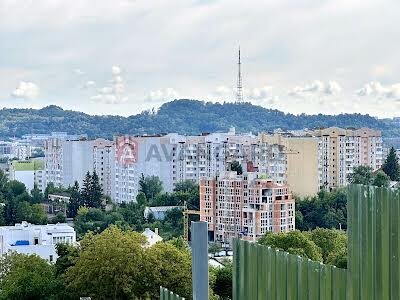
[233, 185, 400, 300]
[347, 185, 400, 300]
[232, 239, 347, 300]
[160, 287, 185, 300]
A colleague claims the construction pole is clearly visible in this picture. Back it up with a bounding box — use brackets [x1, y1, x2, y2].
[191, 221, 209, 300]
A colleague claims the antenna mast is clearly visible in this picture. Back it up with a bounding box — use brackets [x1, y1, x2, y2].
[236, 47, 244, 103]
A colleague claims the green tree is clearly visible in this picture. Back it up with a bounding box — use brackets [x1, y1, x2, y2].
[230, 160, 243, 175]
[0, 253, 57, 300]
[139, 174, 163, 201]
[373, 170, 390, 187]
[68, 181, 82, 218]
[64, 226, 191, 300]
[212, 263, 232, 300]
[0, 169, 8, 193]
[141, 242, 192, 299]
[6, 180, 27, 197]
[31, 184, 43, 204]
[136, 191, 148, 207]
[307, 228, 347, 265]
[383, 147, 400, 181]
[15, 201, 32, 223]
[258, 230, 323, 262]
[29, 204, 47, 224]
[65, 226, 146, 300]
[348, 165, 373, 185]
[89, 171, 103, 208]
[174, 180, 198, 193]
[50, 211, 67, 224]
[296, 189, 347, 231]
[209, 242, 222, 257]
[81, 172, 92, 207]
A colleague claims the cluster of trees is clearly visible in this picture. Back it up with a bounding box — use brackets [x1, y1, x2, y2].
[0, 226, 231, 300]
[73, 177, 199, 240]
[0, 226, 193, 300]
[382, 147, 400, 181]
[258, 228, 347, 268]
[348, 166, 390, 187]
[0, 170, 48, 226]
[0, 100, 396, 139]
[67, 171, 103, 218]
[348, 147, 400, 187]
[295, 189, 347, 231]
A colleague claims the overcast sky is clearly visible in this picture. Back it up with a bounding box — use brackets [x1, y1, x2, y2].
[1, 0, 400, 117]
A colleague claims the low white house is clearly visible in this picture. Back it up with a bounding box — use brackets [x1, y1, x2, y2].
[0, 221, 76, 262]
[142, 228, 163, 247]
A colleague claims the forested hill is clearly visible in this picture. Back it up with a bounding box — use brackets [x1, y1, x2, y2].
[0, 99, 397, 139]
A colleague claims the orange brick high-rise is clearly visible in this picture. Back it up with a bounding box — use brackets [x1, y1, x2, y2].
[200, 171, 295, 244]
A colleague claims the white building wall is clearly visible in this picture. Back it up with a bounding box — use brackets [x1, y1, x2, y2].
[13, 170, 35, 191]
[0, 222, 76, 262]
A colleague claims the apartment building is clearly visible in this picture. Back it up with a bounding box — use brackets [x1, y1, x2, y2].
[44, 138, 114, 195]
[93, 139, 115, 197]
[0, 141, 33, 160]
[200, 171, 295, 244]
[260, 133, 320, 197]
[113, 130, 288, 203]
[0, 221, 76, 262]
[44, 138, 94, 188]
[113, 135, 175, 203]
[313, 127, 383, 189]
[9, 159, 46, 192]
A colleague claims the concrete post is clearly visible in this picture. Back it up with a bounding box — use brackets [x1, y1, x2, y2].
[191, 221, 209, 300]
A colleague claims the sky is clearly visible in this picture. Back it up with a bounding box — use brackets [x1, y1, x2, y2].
[1, 0, 400, 118]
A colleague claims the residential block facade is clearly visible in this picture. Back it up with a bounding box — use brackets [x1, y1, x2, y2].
[200, 171, 295, 244]
[313, 127, 383, 189]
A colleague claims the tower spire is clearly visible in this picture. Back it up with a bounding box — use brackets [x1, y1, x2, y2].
[236, 46, 243, 103]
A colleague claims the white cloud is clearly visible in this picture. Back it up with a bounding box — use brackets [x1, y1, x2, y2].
[356, 81, 400, 99]
[84, 81, 96, 88]
[289, 80, 342, 96]
[214, 85, 232, 96]
[90, 94, 128, 104]
[98, 86, 113, 94]
[112, 66, 121, 75]
[90, 66, 127, 104]
[11, 81, 40, 99]
[73, 69, 84, 75]
[145, 88, 179, 103]
[325, 81, 342, 95]
[248, 86, 273, 100]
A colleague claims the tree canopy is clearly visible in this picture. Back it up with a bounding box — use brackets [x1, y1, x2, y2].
[64, 226, 192, 300]
[0, 253, 58, 300]
[258, 228, 347, 268]
[0, 100, 396, 139]
[383, 147, 400, 181]
[295, 189, 347, 231]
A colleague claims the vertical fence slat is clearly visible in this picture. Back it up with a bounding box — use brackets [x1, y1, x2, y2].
[232, 185, 400, 300]
[391, 190, 400, 299]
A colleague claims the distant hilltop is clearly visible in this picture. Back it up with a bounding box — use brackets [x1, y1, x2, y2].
[0, 99, 398, 139]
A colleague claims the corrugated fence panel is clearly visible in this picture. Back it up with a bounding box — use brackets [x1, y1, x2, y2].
[231, 185, 400, 300]
[232, 239, 347, 299]
[347, 185, 400, 300]
[160, 287, 185, 300]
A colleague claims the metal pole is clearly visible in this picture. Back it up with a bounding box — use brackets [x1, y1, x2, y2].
[191, 221, 209, 300]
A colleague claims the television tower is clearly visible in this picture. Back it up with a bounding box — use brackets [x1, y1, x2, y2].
[236, 47, 244, 103]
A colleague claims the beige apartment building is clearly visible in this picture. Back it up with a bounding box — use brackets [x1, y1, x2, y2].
[260, 133, 320, 197]
[200, 171, 295, 244]
[313, 127, 383, 189]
